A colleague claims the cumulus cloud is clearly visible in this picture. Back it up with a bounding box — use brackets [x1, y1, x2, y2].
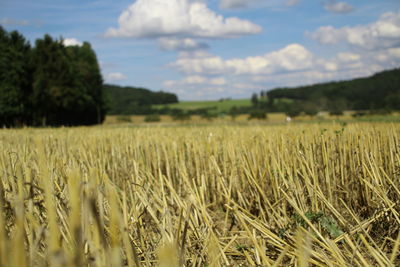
[165, 44, 317, 99]
[164, 40, 400, 100]
[324, 1, 354, 14]
[164, 75, 227, 87]
[158, 38, 209, 51]
[106, 72, 127, 82]
[307, 11, 400, 50]
[373, 47, 400, 64]
[63, 38, 82, 46]
[337, 52, 361, 62]
[171, 44, 314, 75]
[105, 0, 262, 39]
[164, 76, 234, 100]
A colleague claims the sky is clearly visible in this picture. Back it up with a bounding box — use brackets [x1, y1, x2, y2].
[1, 0, 400, 100]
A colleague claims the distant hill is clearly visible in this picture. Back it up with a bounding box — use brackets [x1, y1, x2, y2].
[104, 84, 178, 115]
[266, 68, 400, 112]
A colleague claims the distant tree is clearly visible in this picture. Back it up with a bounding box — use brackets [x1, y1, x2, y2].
[248, 109, 267, 120]
[251, 93, 259, 106]
[285, 104, 302, 118]
[0, 27, 32, 126]
[228, 106, 240, 121]
[103, 84, 178, 115]
[328, 98, 347, 116]
[265, 68, 400, 112]
[157, 105, 171, 115]
[384, 92, 400, 110]
[152, 91, 178, 104]
[260, 90, 267, 99]
[302, 102, 319, 117]
[144, 114, 161, 122]
[171, 109, 191, 121]
[200, 111, 218, 121]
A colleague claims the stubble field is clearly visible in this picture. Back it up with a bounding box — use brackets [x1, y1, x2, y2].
[0, 123, 399, 266]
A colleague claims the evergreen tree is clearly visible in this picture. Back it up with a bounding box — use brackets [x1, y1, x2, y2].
[66, 42, 106, 124]
[251, 93, 258, 106]
[0, 27, 32, 126]
[31, 35, 106, 126]
[0, 28, 107, 127]
[31, 35, 74, 125]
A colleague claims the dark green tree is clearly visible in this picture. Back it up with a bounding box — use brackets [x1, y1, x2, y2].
[66, 42, 106, 124]
[200, 111, 218, 121]
[328, 98, 347, 116]
[285, 104, 302, 118]
[251, 93, 258, 106]
[0, 27, 32, 126]
[266, 68, 400, 113]
[228, 106, 240, 121]
[302, 101, 319, 117]
[31, 35, 74, 125]
[103, 84, 178, 115]
[171, 109, 191, 121]
[31, 35, 106, 126]
[248, 109, 267, 120]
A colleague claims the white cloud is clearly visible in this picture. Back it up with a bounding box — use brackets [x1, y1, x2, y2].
[158, 38, 209, 51]
[373, 48, 400, 63]
[337, 52, 360, 62]
[159, 10, 400, 100]
[210, 77, 227, 85]
[308, 11, 400, 50]
[163, 75, 231, 99]
[106, 72, 127, 82]
[63, 38, 82, 46]
[164, 75, 227, 87]
[183, 75, 207, 84]
[307, 26, 343, 45]
[164, 40, 400, 100]
[105, 0, 262, 39]
[324, 1, 354, 14]
[171, 44, 314, 75]
[323, 61, 338, 71]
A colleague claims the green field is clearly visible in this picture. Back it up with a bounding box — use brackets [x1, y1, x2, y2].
[153, 98, 251, 113]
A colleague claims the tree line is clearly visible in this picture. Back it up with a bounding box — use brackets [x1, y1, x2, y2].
[261, 68, 400, 115]
[223, 68, 400, 120]
[104, 84, 178, 115]
[0, 26, 106, 127]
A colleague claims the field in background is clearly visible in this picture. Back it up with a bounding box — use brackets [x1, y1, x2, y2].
[104, 113, 290, 125]
[0, 123, 399, 266]
[104, 111, 400, 125]
[152, 98, 251, 113]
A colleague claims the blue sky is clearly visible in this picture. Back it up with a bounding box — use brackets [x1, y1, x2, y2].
[1, 0, 400, 100]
